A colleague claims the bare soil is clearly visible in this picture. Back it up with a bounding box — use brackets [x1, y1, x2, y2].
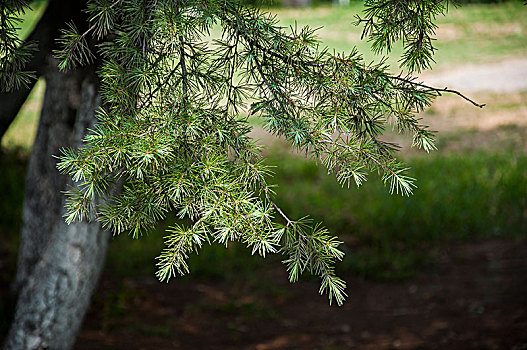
[76, 239, 527, 350]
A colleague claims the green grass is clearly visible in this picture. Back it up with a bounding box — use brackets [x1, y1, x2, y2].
[104, 229, 270, 281]
[2, 144, 525, 283]
[17, 1, 48, 39]
[271, 150, 527, 241]
[1, 79, 45, 151]
[270, 1, 527, 68]
[266, 147, 527, 279]
[433, 1, 527, 62]
[1, 0, 47, 150]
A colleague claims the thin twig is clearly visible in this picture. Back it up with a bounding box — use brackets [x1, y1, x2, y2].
[392, 76, 485, 108]
[80, 0, 124, 39]
[179, 35, 188, 100]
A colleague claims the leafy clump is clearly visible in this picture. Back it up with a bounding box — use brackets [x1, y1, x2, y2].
[45, 0, 467, 305]
[0, 0, 37, 92]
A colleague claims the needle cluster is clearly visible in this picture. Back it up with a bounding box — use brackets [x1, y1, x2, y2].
[356, 0, 455, 73]
[5, 0, 461, 305]
[0, 0, 37, 92]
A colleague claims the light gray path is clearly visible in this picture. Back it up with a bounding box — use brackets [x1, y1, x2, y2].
[421, 58, 527, 93]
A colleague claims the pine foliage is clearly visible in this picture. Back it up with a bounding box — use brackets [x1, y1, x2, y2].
[0, 0, 37, 92]
[356, 0, 455, 73]
[3, 0, 476, 305]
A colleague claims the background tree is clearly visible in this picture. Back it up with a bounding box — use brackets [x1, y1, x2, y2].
[1, 0, 481, 348]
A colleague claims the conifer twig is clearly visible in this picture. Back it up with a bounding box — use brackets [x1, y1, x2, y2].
[391, 76, 485, 108]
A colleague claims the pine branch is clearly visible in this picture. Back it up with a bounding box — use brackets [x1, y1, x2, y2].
[391, 75, 485, 108]
[50, 0, 486, 306]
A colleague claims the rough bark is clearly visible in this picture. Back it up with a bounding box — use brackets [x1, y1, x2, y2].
[11, 59, 92, 293]
[4, 61, 109, 349]
[1, 2, 113, 348]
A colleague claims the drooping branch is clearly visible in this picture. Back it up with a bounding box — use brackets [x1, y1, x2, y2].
[392, 75, 486, 108]
[51, 0, 486, 306]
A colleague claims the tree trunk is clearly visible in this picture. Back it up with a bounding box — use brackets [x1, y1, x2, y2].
[3, 60, 109, 350]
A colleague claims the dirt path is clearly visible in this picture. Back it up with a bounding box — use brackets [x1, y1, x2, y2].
[421, 57, 527, 93]
[416, 58, 527, 136]
[419, 57, 527, 133]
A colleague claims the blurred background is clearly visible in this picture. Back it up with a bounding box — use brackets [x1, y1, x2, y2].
[1, 0, 526, 349]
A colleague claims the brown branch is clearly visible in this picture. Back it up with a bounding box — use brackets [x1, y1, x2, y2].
[392, 75, 486, 108]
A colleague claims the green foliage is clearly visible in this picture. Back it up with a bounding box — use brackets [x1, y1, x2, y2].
[270, 148, 527, 279]
[3, 0, 466, 305]
[52, 0, 456, 305]
[355, 0, 454, 73]
[0, 0, 37, 92]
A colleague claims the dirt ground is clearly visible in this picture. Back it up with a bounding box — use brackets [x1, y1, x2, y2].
[76, 239, 527, 350]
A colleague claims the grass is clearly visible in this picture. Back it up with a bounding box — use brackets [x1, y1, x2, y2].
[266, 145, 527, 279]
[0, 0, 47, 150]
[1, 79, 45, 150]
[17, 1, 47, 39]
[104, 229, 269, 281]
[269, 1, 527, 68]
[2, 137, 524, 283]
[432, 1, 527, 64]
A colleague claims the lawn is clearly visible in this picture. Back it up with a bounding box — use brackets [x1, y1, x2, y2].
[271, 1, 527, 67]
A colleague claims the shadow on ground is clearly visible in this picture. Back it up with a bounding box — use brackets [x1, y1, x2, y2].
[77, 239, 527, 350]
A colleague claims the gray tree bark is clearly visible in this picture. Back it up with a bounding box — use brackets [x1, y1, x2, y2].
[3, 60, 109, 350]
